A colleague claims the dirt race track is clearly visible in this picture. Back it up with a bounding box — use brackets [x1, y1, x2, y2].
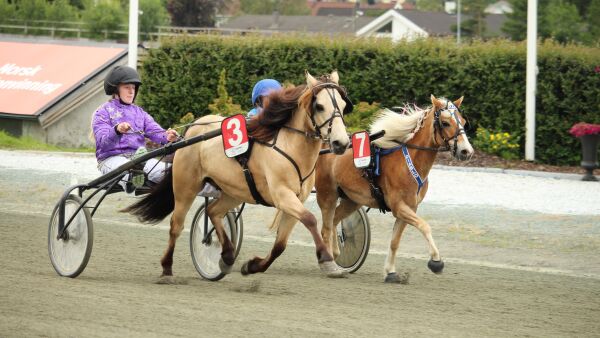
[1, 154, 600, 337]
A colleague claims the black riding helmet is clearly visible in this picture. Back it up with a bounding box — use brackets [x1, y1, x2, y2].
[104, 65, 142, 100]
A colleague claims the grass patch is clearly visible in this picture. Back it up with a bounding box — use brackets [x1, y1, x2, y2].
[0, 131, 93, 153]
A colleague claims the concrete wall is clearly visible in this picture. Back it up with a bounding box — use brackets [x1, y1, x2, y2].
[44, 90, 109, 148]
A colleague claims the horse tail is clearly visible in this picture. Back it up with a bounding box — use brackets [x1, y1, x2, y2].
[268, 209, 284, 232]
[122, 168, 175, 224]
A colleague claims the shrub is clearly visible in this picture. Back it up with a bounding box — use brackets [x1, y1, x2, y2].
[473, 127, 521, 160]
[138, 35, 600, 165]
[345, 101, 381, 133]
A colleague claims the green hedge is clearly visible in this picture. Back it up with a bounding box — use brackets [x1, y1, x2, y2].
[138, 35, 600, 165]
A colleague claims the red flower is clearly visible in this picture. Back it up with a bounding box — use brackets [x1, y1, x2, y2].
[569, 122, 600, 137]
[595, 65, 600, 73]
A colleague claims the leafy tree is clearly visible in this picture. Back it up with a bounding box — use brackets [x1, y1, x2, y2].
[139, 0, 170, 38]
[240, 0, 309, 15]
[0, 1, 17, 24]
[167, 0, 217, 27]
[586, 0, 600, 43]
[82, 0, 125, 40]
[15, 0, 47, 22]
[544, 0, 584, 43]
[46, 0, 79, 23]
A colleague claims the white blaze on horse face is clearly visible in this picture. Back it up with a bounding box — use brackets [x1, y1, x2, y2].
[313, 88, 349, 154]
[442, 108, 474, 160]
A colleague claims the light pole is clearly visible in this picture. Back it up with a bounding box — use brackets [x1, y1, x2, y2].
[525, 0, 537, 160]
[128, 0, 139, 69]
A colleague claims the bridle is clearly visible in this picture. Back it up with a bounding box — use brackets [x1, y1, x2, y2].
[283, 82, 352, 142]
[393, 100, 467, 156]
[433, 100, 467, 157]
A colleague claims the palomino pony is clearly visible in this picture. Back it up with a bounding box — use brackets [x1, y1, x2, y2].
[315, 95, 474, 283]
[126, 71, 352, 281]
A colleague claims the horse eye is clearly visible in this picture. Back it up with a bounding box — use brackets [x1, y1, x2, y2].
[315, 104, 324, 112]
[442, 121, 451, 128]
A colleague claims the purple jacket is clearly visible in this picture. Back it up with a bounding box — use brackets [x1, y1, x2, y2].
[92, 99, 168, 161]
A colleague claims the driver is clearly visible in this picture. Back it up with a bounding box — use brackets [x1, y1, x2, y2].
[91, 65, 178, 192]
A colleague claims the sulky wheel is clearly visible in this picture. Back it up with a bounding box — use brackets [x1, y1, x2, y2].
[189, 201, 242, 281]
[48, 194, 94, 278]
[334, 207, 371, 273]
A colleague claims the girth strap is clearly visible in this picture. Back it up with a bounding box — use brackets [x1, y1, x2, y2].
[234, 141, 271, 207]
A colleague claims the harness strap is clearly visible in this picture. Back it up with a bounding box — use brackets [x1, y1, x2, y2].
[234, 141, 271, 207]
[400, 145, 427, 195]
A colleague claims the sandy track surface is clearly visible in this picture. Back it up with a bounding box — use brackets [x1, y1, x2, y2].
[1, 150, 599, 337]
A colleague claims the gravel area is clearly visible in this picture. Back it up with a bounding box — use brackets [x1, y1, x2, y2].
[1, 149, 598, 216]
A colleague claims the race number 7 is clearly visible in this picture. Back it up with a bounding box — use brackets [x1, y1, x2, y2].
[352, 131, 371, 168]
[221, 114, 249, 158]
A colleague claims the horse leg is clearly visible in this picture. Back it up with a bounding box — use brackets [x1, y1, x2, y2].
[275, 190, 346, 277]
[329, 199, 361, 259]
[160, 186, 197, 279]
[393, 202, 444, 274]
[317, 192, 338, 258]
[241, 211, 296, 275]
[205, 194, 240, 273]
[383, 219, 410, 284]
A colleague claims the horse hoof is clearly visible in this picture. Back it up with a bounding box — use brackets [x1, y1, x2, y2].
[428, 259, 444, 274]
[384, 272, 410, 284]
[319, 261, 348, 278]
[156, 275, 176, 284]
[241, 262, 250, 276]
[219, 259, 233, 274]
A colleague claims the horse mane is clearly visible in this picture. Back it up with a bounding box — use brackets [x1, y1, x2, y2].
[369, 104, 429, 148]
[247, 84, 312, 142]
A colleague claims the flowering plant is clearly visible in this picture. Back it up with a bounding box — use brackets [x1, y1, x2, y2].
[473, 127, 520, 160]
[568, 122, 600, 137]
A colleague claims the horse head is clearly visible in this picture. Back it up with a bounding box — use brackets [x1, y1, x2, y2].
[430, 95, 474, 161]
[305, 71, 351, 155]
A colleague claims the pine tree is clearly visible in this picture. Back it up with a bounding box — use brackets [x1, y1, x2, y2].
[208, 69, 242, 117]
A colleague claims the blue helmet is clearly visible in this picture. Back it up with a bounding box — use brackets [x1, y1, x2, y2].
[251, 79, 282, 105]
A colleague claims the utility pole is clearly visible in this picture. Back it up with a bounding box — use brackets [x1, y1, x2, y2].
[525, 0, 537, 160]
[128, 0, 139, 69]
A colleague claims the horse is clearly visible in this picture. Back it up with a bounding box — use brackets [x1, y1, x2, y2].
[315, 95, 474, 283]
[125, 71, 352, 281]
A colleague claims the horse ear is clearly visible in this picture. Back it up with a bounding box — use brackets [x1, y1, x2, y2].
[453, 96, 464, 108]
[431, 94, 444, 109]
[330, 70, 339, 84]
[306, 70, 318, 88]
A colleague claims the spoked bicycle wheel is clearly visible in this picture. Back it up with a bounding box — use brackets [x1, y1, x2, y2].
[48, 194, 94, 278]
[334, 207, 370, 273]
[189, 200, 243, 281]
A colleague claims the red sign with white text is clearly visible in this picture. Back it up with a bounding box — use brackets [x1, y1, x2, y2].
[0, 41, 126, 116]
[352, 131, 371, 168]
[221, 114, 249, 158]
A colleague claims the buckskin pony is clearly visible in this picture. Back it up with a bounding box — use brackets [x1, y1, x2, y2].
[315, 95, 474, 283]
[125, 71, 352, 281]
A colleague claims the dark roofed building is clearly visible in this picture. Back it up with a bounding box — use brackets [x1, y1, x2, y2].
[220, 14, 376, 34]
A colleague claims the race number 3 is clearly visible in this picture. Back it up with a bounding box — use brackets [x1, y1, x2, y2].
[221, 114, 249, 158]
[352, 131, 371, 168]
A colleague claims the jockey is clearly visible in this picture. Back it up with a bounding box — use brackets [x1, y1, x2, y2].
[91, 65, 178, 192]
[247, 79, 282, 117]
